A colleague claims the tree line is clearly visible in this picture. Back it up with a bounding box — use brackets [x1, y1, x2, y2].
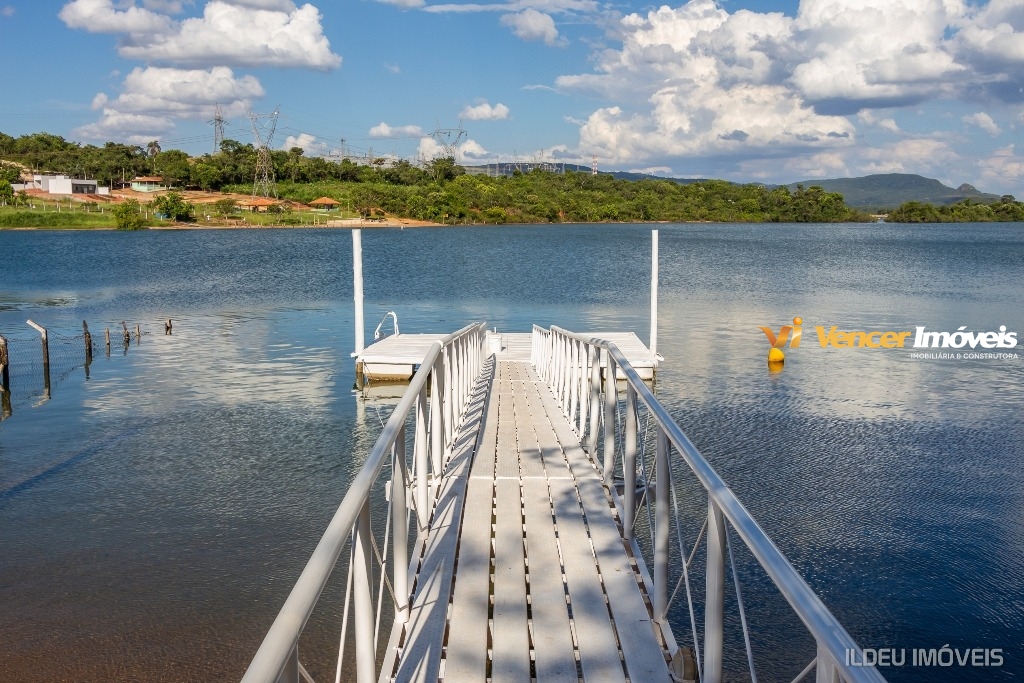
[10, 129, 1020, 224]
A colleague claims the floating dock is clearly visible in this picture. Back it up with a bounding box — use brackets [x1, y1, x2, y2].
[356, 330, 659, 383]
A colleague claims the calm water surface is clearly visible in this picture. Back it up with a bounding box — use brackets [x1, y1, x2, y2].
[0, 223, 1022, 682]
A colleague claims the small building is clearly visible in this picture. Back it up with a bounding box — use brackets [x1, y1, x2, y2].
[131, 176, 167, 192]
[237, 197, 280, 212]
[13, 174, 109, 195]
[309, 196, 341, 210]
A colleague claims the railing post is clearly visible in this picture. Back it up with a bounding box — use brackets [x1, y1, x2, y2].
[393, 425, 410, 622]
[443, 346, 453, 450]
[654, 425, 670, 619]
[352, 500, 375, 683]
[602, 350, 616, 486]
[431, 354, 444, 480]
[279, 644, 299, 683]
[816, 642, 840, 683]
[578, 342, 589, 435]
[704, 495, 727, 683]
[416, 381, 430, 528]
[623, 385, 638, 540]
[568, 339, 579, 425]
[587, 345, 600, 455]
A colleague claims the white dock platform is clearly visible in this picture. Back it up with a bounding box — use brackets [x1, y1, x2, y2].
[357, 331, 658, 381]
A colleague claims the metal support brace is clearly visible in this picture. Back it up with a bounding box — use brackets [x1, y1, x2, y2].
[392, 426, 410, 622]
[704, 496, 727, 683]
[816, 644, 840, 683]
[624, 385, 638, 540]
[352, 502, 375, 683]
[602, 353, 617, 485]
[588, 347, 600, 455]
[415, 386, 429, 528]
[654, 425, 670, 620]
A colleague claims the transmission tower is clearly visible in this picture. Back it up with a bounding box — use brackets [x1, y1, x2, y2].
[430, 120, 467, 160]
[208, 104, 225, 153]
[591, 154, 598, 176]
[247, 105, 279, 198]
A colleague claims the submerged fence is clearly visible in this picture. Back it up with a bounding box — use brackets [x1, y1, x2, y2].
[0, 319, 147, 420]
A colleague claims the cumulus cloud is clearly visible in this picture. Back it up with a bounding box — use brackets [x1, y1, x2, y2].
[417, 136, 489, 162]
[963, 111, 1002, 134]
[459, 101, 510, 120]
[369, 122, 425, 138]
[117, 1, 340, 69]
[556, 0, 1024, 175]
[59, 0, 174, 34]
[281, 132, 331, 156]
[976, 144, 1024, 193]
[75, 66, 263, 143]
[501, 9, 562, 45]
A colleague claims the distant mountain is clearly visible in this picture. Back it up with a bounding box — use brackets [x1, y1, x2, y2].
[784, 173, 1003, 209]
[460, 165, 1003, 210]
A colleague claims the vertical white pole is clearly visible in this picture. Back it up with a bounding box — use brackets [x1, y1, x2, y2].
[650, 229, 659, 357]
[353, 229, 364, 355]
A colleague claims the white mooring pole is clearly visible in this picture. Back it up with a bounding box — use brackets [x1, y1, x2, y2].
[650, 229, 659, 357]
[353, 228, 365, 356]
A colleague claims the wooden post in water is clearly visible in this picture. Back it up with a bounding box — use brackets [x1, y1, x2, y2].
[27, 320, 50, 399]
[0, 334, 11, 418]
[0, 334, 9, 390]
[105, 328, 111, 356]
[82, 321, 93, 363]
[136, 324, 141, 344]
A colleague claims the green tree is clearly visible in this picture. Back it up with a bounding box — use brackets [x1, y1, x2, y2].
[152, 191, 193, 221]
[113, 198, 146, 230]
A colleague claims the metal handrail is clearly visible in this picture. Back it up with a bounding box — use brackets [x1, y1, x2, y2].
[242, 322, 487, 683]
[373, 311, 399, 340]
[536, 324, 886, 683]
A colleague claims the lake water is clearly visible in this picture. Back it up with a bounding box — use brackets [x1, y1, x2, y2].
[1, 223, 1022, 682]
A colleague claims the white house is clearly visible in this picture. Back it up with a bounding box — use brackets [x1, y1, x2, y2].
[12, 174, 109, 195]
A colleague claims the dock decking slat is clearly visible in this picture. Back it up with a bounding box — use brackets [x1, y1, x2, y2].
[492, 478, 530, 682]
[387, 358, 669, 683]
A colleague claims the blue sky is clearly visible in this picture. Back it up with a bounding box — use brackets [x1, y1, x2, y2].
[1, 0, 1022, 195]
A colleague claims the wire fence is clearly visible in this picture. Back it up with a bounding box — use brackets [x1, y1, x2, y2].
[0, 320, 147, 420]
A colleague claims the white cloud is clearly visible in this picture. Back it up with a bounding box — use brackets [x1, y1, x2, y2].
[501, 9, 561, 46]
[116, 1, 340, 69]
[384, 62, 401, 74]
[556, 0, 1024, 175]
[369, 122, 425, 138]
[628, 166, 672, 175]
[417, 136, 489, 162]
[422, 0, 596, 13]
[963, 111, 1002, 134]
[459, 101, 510, 121]
[976, 144, 1024, 194]
[74, 110, 177, 145]
[376, 0, 424, 8]
[76, 66, 263, 142]
[59, 0, 173, 34]
[1, 5, 15, 18]
[281, 132, 330, 155]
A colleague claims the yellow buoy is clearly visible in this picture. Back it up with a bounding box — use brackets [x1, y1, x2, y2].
[767, 347, 785, 363]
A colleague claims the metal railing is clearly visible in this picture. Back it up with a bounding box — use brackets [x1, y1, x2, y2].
[242, 322, 487, 683]
[532, 324, 886, 683]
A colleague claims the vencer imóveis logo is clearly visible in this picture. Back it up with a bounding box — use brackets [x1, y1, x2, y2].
[758, 318, 1018, 369]
[757, 317, 802, 370]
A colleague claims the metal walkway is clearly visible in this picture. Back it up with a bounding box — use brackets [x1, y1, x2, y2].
[241, 323, 885, 683]
[384, 360, 670, 682]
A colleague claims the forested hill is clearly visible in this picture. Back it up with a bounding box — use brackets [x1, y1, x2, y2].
[784, 173, 1005, 209]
